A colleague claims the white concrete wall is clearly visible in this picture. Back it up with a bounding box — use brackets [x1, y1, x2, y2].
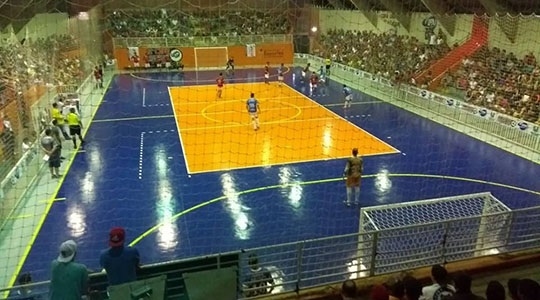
[319, 10, 473, 46]
[16, 13, 69, 41]
[488, 15, 540, 59]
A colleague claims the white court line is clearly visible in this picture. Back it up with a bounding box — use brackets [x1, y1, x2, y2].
[138, 132, 145, 179]
[174, 95, 305, 105]
[168, 86, 192, 174]
[142, 87, 146, 107]
[287, 88, 401, 154]
[176, 100, 383, 117]
[187, 150, 399, 175]
[180, 117, 337, 131]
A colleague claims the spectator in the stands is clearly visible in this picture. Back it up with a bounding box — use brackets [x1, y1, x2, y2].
[341, 279, 359, 300]
[486, 280, 505, 300]
[507, 278, 519, 300]
[316, 29, 450, 84]
[420, 265, 455, 300]
[450, 272, 483, 300]
[517, 279, 540, 300]
[49, 240, 89, 300]
[370, 284, 389, 300]
[387, 275, 405, 300]
[100, 227, 141, 286]
[106, 9, 291, 38]
[403, 275, 423, 300]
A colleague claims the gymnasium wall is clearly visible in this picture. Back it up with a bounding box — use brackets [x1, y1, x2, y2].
[487, 16, 540, 59]
[318, 9, 473, 46]
[319, 9, 540, 59]
[102, 0, 290, 11]
[0, 25, 14, 41]
[15, 13, 69, 41]
[113, 43, 294, 69]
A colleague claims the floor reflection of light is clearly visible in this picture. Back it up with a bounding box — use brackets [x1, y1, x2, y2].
[322, 125, 333, 156]
[374, 168, 392, 194]
[79, 148, 103, 204]
[278, 167, 303, 210]
[80, 172, 95, 204]
[154, 147, 178, 251]
[66, 205, 86, 238]
[221, 173, 252, 240]
[88, 147, 103, 172]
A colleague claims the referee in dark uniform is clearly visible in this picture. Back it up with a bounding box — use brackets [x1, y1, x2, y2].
[65, 107, 85, 148]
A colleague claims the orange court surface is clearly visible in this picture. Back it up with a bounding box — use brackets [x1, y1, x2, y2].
[169, 82, 399, 174]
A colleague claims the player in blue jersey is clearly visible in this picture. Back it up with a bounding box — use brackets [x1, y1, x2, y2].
[246, 93, 261, 131]
[343, 85, 353, 109]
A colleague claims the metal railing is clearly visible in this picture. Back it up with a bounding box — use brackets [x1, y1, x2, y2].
[295, 54, 540, 159]
[2, 205, 540, 299]
[113, 34, 293, 48]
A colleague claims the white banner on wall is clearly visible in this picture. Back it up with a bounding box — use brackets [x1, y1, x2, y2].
[246, 44, 256, 57]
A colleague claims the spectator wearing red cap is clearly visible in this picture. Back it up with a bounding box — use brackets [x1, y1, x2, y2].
[49, 240, 89, 300]
[99, 227, 141, 286]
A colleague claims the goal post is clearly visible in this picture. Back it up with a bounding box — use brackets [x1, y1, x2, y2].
[194, 47, 228, 71]
[358, 192, 512, 275]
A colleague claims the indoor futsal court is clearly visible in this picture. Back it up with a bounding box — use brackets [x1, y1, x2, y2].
[17, 68, 540, 283]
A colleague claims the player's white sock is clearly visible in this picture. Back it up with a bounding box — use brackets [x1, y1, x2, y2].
[346, 187, 353, 204]
[354, 187, 360, 203]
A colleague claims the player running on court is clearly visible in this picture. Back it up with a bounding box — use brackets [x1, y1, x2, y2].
[277, 63, 285, 86]
[343, 85, 353, 109]
[225, 57, 235, 75]
[246, 93, 261, 131]
[309, 73, 318, 97]
[318, 66, 327, 96]
[264, 62, 270, 84]
[301, 63, 310, 82]
[216, 73, 225, 99]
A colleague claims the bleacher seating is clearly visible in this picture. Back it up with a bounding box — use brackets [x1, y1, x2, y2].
[441, 46, 540, 123]
[316, 29, 540, 124]
[0, 34, 84, 177]
[106, 9, 292, 37]
[316, 29, 451, 84]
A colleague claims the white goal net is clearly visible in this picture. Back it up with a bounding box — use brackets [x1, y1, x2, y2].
[358, 192, 512, 275]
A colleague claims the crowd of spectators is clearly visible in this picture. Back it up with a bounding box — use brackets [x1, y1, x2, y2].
[0, 34, 83, 90]
[441, 47, 540, 123]
[316, 29, 539, 123]
[0, 34, 84, 176]
[316, 29, 451, 84]
[107, 9, 292, 38]
[337, 264, 539, 300]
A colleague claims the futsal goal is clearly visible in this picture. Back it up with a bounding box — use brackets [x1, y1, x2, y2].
[194, 47, 228, 71]
[357, 192, 512, 275]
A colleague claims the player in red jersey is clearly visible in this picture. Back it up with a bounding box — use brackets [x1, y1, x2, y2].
[309, 73, 318, 97]
[216, 73, 225, 99]
[264, 62, 270, 84]
[225, 57, 235, 75]
[131, 53, 139, 68]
